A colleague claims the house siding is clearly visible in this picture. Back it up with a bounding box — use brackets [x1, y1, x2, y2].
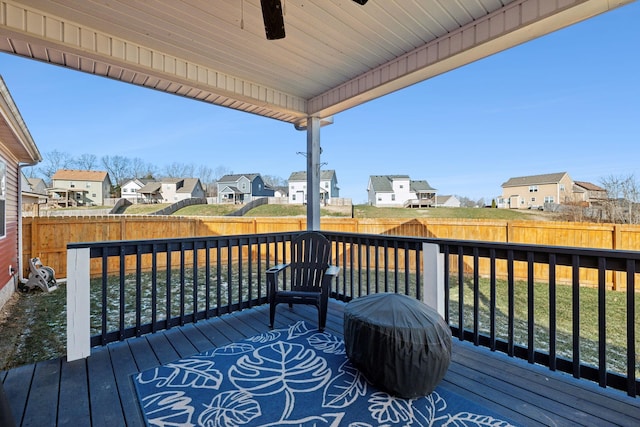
[288, 171, 337, 205]
[0, 147, 19, 307]
[51, 172, 111, 205]
[501, 173, 574, 209]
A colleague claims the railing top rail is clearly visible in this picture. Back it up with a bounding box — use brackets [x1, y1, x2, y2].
[68, 230, 640, 269]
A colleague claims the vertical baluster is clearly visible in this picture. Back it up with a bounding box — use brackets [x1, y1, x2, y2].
[597, 257, 606, 387]
[457, 246, 464, 341]
[625, 259, 636, 397]
[489, 248, 496, 351]
[151, 244, 158, 333]
[507, 249, 514, 357]
[571, 254, 580, 379]
[527, 251, 535, 364]
[549, 253, 557, 371]
[473, 247, 479, 346]
[135, 245, 142, 337]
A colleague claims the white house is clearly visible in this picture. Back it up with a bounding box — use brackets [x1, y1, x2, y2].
[120, 178, 151, 202]
[288, 170, 339, 205]
[160, 178, 206, 202]
[367, 175, 437, 207]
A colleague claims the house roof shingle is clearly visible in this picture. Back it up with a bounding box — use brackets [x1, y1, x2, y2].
[218, 173, 260, 183]
[501, 172, 568, 188]
[410, 180, 437, 192]
[288, 170, 336, 182]
[52, 169, 110, 182]
[574, 181, 606, 192]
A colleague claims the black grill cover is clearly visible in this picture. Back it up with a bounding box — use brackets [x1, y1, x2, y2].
[344, 293, 452, 398]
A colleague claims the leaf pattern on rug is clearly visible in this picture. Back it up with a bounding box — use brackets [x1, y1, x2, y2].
[308, 332, 345, 354]
[140, 390, 194, 427]
[323, 359, 367, 408]
[197, 390, 261, 426]
[136, 358, 223, 389]
[133, 322, 521, 426]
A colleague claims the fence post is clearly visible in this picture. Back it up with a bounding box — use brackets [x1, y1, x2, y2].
[67, 247, 91, 361]
[422, 242, 445, 317]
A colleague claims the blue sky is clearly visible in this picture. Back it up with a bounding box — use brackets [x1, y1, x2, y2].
[1, 2, 638, 204]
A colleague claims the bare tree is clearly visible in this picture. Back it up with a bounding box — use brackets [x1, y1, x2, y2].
[599, 174, 640, 224]
[37, 150, 75, 185]
[130, 157, 157, 179]
[101, 155, 131, 186]
[213, 166, 232, 181]
[262, 174, 287, 188]
[74, 153, 98, 170]
[162, 162, 195, 178]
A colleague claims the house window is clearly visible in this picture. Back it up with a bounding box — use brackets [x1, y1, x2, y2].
[324, 182, 329, 188]
[399, 185, 404, 189]
[529, 186, 538, 192]
[123, 188, 128, 193]
[391, 194, 396, 201]
[292, 194, 296, 201]
[70, 182, 75, 188]
[531, 197, 536, 202]
[86, 183, 91, 188]
[92, 193, 97, 198]
[544, 196, 554, 203]
[559, 184, 565, 191]
[0, 160, 5, 237]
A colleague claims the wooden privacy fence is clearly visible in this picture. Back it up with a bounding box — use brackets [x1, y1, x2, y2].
[22, 216, 640, 289]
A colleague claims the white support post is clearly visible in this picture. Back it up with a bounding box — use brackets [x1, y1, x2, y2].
[306, 116, 321, 231]
[67, 247, 91, 361]
[422, 242, 445, 317]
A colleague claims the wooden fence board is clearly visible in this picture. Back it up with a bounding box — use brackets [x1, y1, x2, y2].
[22, 216, 640, 290]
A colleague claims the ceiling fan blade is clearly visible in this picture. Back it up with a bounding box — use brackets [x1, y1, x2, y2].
[260, 0, 286, 40]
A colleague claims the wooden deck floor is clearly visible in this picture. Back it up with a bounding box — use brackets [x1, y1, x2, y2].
[2, 301, 639, 426]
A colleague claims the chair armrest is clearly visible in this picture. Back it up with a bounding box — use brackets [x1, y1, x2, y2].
[266, 263, 290, 274]
[325, 265, 340, 277]
[267, 263, 290, 298]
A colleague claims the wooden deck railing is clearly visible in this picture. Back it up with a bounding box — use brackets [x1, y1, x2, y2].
[66, 231, 639, 397]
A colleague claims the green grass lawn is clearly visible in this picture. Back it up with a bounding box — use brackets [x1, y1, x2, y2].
[353, 205, 553, 220]
[120, 202, 559, 220]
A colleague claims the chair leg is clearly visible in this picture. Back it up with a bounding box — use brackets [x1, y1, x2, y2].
[318, 303, 327, 332]
[269, 302, 276, 329]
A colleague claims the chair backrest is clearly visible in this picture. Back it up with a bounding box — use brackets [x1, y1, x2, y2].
[290, 232, 331, 292]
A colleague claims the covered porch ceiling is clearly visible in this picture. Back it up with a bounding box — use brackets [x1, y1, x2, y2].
[0, 0, 633, 129]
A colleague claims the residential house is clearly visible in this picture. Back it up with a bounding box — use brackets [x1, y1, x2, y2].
[0, 76, 42, 310]
[217, 174, 274, 204]
[161, 178, 206, 202]
[21, 174, 47, 215]
[137, 181, 163, 204]
[367, 175, 437, 207]
[499, 172, 573, 209]
[26, 177, 47, 194]
[436, 195, 461, 208]
[288, 170, 339, 205]
[120, 178, 154, 202]
[573, 181, 607, 206]
[50, 169, 112, 206]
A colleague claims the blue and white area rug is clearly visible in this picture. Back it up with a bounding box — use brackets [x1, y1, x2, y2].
[133, 321, 518, 426]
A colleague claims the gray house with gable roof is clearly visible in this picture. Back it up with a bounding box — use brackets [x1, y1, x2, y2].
[217, 173, 274, 204]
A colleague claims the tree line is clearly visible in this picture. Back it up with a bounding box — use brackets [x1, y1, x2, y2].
[23, 150, 288, 196]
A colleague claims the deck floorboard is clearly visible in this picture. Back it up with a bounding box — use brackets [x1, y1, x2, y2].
[2, 301, 639, 426]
